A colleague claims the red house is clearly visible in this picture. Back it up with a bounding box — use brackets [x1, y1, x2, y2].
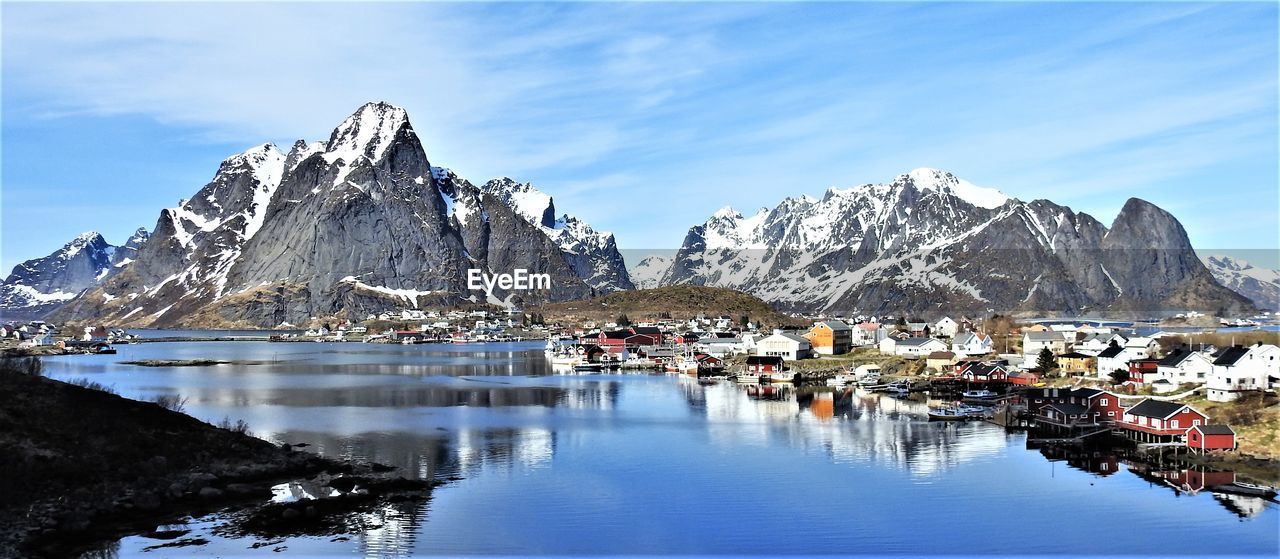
[674, 332, 699, 345]
[745, 355, 784, 373]
[1007, 371, 1041, 386]
[1032, 388, 1123, 432]
[1187, 425, 1237, 453]
[584, 330, 632, 352]
[630, 326, 663, 346]
[956, 362, 1008, 383]
[1120, 399, 1209, 443]
[1127, 359, 1159, 383]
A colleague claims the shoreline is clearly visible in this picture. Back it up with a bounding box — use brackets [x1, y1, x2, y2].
[0, 360, 439, 558]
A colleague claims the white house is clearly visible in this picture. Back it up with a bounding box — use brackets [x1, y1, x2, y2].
[755, 332, 812, 361]
[888, 337, 948, 358]
[934, 317, 960, 338]
[1155, 346, 1214, 385]
[852, 322, 887, 347]
[1206, 344, 1280, 402]
[699, 336, 748, 357]
[1075, 332, 1128, 356]
[1095, 343, 1135, 378]
[1123, 337, 1159, 360]
[951, 331, 994, 357]
[1023, 332, 1070, 359]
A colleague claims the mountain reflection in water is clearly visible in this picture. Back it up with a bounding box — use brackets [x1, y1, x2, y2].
[37, 341, 1275, 558]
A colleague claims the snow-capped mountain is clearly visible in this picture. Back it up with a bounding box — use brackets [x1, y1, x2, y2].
[0, 229, 147, 319]
[1203, 255, 1280, 311]
[660, 168, 1251, 317]
[47, 102, 631, 327]
[629, 255, 672, 289]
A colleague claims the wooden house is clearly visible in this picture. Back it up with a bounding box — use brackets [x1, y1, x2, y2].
[1187, 425, 1237, 453]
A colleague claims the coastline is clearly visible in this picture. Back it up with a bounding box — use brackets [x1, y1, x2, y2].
[0, 359, 438, 558]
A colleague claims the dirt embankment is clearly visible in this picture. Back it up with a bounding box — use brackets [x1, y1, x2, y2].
[0, 358, 437, 558]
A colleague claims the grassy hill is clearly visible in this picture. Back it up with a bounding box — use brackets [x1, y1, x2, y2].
[537, 285, 800, 328]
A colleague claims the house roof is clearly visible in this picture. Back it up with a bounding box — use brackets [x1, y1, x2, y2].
[1072, 388, 1106, 399]
[1058, 351, 1092, 359]
[1125, 399, 1192, 420]
[857, 322, 881, 330]
[1025, 332, 1065, 342]
[816, 320, 851, 331]
[632, 326, 661, 335]
[927, 351, 956, 360]
[601, 330, 632, 339]
[963, 363, 1006, 376]
[1157, 347, 1200, 367]
[1212, 345, 1250, 366]
[746, 355, 784, 365]
[1044, 402, 1089, 415]
[1193, 424, 1235, 436]
[898, 337, 943, 347]
[954, 332, 989, 345]
[1098, 345, 1125, 358]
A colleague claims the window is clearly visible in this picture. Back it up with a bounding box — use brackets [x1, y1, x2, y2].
[1192, 419, 1200, 426]
[1171, 420, 1179, 429]
[1107, 411, 1115, 417]
[1101, 398, 1108, 406]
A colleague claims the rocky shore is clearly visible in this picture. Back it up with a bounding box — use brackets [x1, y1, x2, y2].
[0, 358, 438, 558]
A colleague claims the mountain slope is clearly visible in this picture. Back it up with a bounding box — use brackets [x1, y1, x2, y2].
[1204, 256, 1280, 311]
[47, 102, 631, 327]
[0, 229, 148, 320]
[660, 169, 1252, 317]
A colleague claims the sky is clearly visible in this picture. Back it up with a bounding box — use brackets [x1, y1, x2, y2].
[2, 2, 1277, 274]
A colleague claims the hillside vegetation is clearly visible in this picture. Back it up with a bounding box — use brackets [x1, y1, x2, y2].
[538, 285, 800, 328]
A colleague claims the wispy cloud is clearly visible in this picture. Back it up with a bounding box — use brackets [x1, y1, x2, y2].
[1, 1, 1275, 273]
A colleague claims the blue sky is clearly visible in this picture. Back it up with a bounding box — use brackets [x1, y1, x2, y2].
[2, 2, 1277, 274]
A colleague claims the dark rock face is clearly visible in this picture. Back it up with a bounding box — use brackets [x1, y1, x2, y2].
[39, 102, 632, 327]
[659, 170, 1252, 318]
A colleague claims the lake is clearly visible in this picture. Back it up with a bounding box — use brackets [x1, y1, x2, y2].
[41, 341, 1278, 557]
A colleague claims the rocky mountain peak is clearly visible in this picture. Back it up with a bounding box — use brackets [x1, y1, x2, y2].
[324, 101, 411, 164]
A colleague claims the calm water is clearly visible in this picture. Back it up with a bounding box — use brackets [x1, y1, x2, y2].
[41, 341, 1279, 557]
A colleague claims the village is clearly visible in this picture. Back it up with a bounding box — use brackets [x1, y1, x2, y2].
[540, 311, 1279, 474]
[4, 307, 1278, 479]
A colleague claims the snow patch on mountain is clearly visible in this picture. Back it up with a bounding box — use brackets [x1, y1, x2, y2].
[1204, 255, 1280, 311]
[629, 255, 672, 289]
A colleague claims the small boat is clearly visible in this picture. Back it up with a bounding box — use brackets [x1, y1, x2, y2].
[826, 373, 855, 388]
[1212, 482, 1278, 499]
[961, 389, 1000, 404]
[764, 371, 796, 383]
[573, 363, 604, 372]
[734, 372, 761, 384]
[928, 407, 968, 421]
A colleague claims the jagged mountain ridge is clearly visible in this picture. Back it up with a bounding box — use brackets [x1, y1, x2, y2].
[45, 102, 631, 327]
[0, 229, 148, 320]
[1203, 256, 1280, 311]
[659, 168, 1253, 317]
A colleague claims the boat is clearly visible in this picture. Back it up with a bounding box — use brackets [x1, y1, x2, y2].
[826, 372, 856, 388]
[573, 363, 604, 372]
[734, 372, 761, 384]
[764, 371, 796, 383]
[927, 407, 968, 421]
[961, 389, 1001, 404]
[674, 355, 699, 374]
[1212, 482, 1278, 499]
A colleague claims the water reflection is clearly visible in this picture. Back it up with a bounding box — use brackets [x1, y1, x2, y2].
[43, 343, 1276, 557]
